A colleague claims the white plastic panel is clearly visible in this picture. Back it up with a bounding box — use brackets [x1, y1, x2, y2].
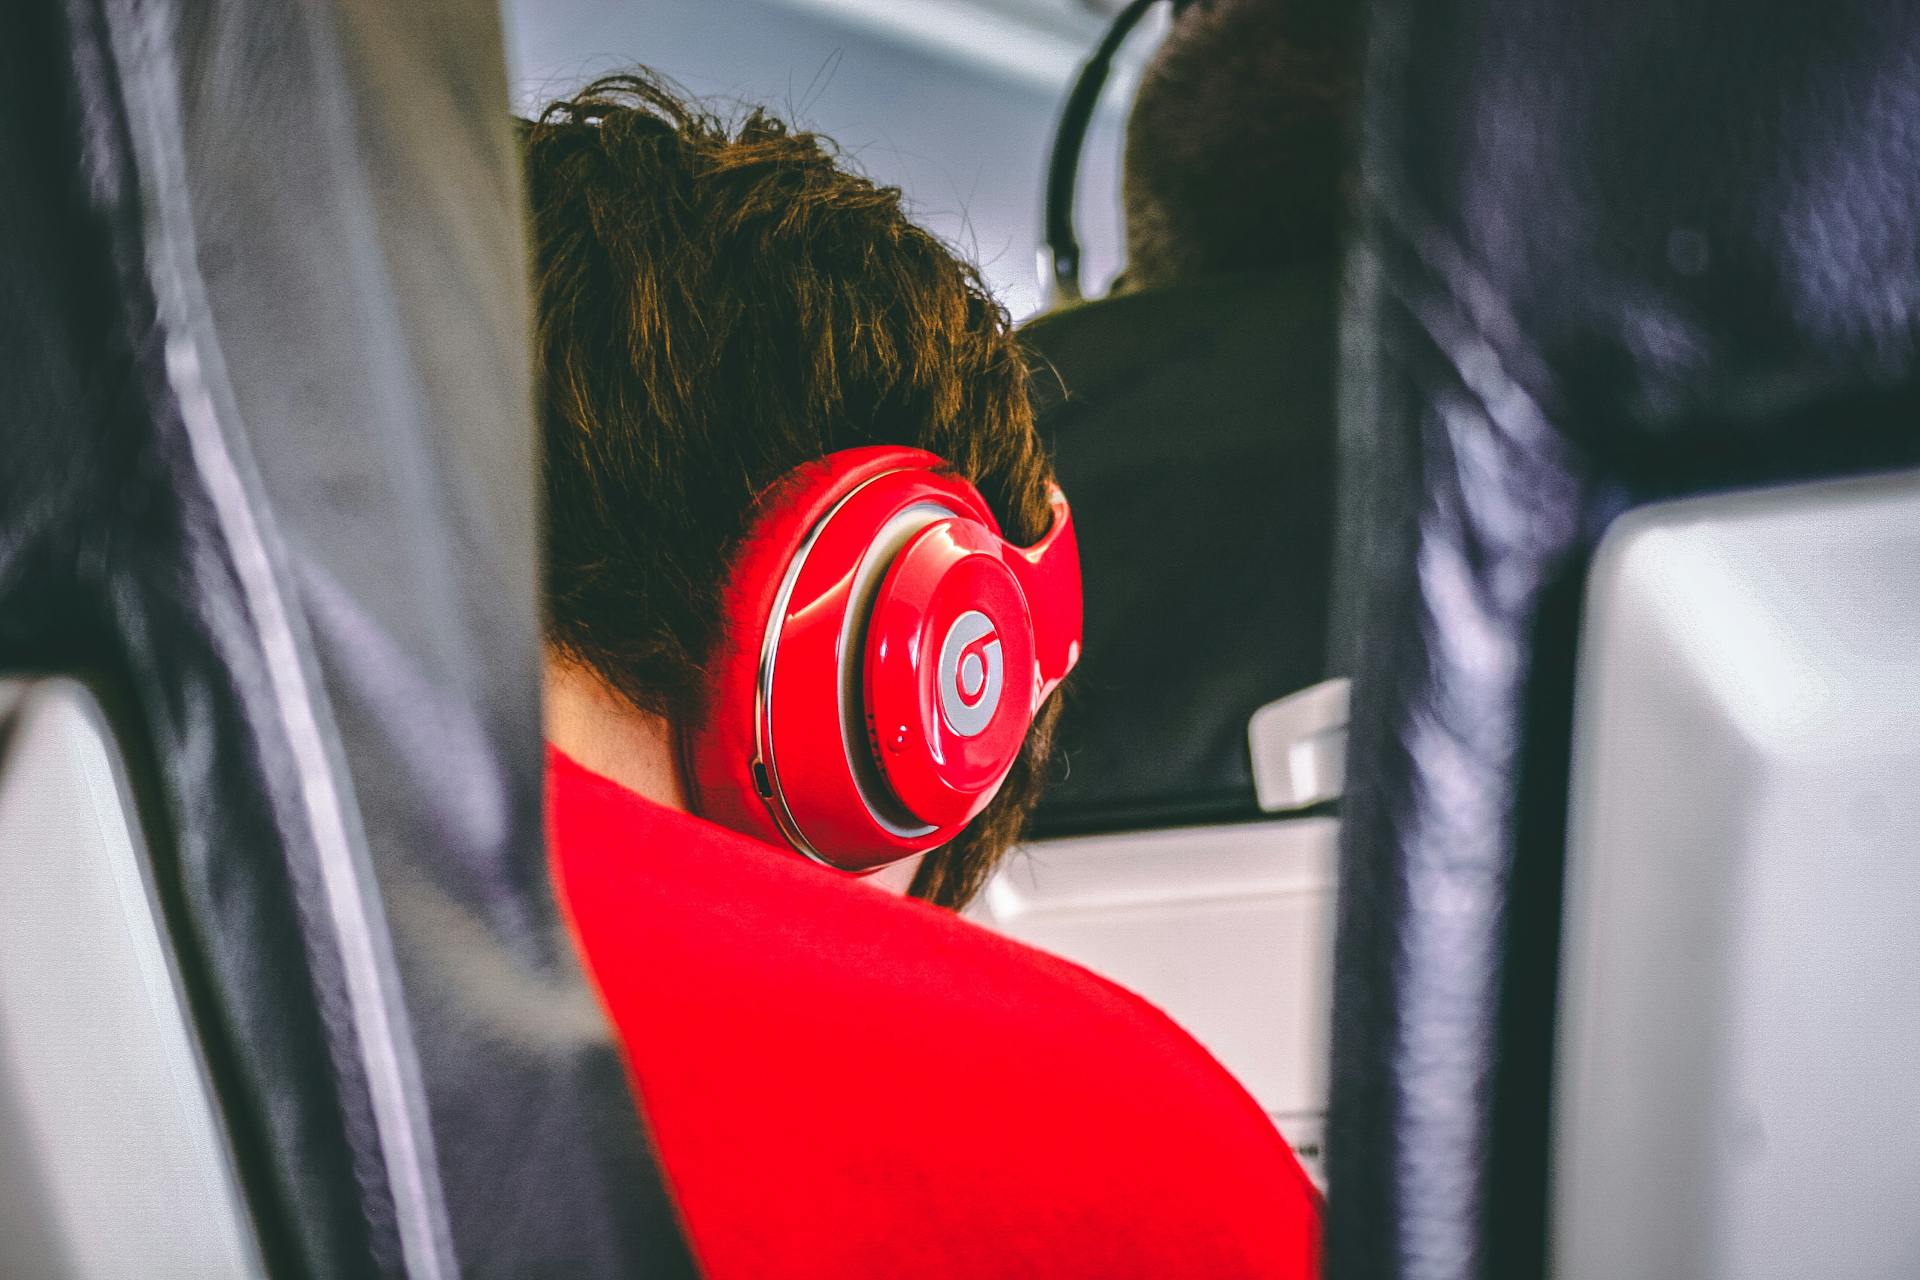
[0, 679, 262, 1280]
[1553, 469, 1920, 1280]
[974, 818, 1338, 1182]
[1248, 677, 1350, 812]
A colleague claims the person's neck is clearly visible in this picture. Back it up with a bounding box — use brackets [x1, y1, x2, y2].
[540, 649, 925, 894]
[542, 652, 689, 812]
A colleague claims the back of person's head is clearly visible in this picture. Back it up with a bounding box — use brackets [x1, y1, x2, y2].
[524, 71, 1057, 907]
[1119, 0, 1361, 292]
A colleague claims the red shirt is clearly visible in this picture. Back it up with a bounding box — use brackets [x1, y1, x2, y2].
[547, 747, 1321, 1278]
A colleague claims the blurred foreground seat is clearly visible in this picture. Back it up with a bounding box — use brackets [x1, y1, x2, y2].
[0, 2, 689, 1275]
[1325, 0, 1920, 1276]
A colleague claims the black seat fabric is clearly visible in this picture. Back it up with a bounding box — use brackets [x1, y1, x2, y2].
[0, 2, 689, 1276]
[1021, 259, 1341, 836]
[1327, 0, 1920, 1277]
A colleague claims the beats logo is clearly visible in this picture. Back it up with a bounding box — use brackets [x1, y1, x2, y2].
[692, 446, 1080, 869]
[937, 610, 1003, 737]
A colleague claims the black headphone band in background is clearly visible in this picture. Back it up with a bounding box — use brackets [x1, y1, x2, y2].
[1041, 0, 1187, 305]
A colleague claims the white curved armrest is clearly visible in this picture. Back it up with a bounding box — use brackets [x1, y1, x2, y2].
[1247, 677, 1350, 812]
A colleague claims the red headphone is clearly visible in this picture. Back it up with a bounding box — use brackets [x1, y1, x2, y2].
[687, 446, 1082, 872]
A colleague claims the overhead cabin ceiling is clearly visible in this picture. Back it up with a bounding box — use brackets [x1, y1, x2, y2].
[758, 0, 1136, 89]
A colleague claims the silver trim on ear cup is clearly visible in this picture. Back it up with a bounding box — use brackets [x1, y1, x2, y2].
[836, 502, 953, 838]
[751, 474, 944, 867]
[752, 488, 850, 867]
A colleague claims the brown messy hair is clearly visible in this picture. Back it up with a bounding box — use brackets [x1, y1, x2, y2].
[524, 71, 1059, 908]
[1120, 0, 1360, 291]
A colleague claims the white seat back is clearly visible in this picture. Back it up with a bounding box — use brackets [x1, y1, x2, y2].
[974, 817, 1338, 1183]
[1553, 470, 1920, 1279]
[0, 678, 261, 1280]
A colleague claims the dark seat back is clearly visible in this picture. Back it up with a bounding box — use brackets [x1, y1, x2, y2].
[1326, 0, 1920, 1276]
[1022, 263, 1342, 835]
[0, 3, 689, 1275]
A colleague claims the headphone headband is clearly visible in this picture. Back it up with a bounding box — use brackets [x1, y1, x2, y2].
[1040, 0, 1170, 304]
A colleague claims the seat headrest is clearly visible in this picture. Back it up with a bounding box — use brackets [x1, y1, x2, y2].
[1021, 265, 1342, 836]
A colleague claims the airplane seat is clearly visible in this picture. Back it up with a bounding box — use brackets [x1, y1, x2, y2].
[1326, 0, 1920, 1275]
[1019, 272, 1342, 835]
[992, 274, 1347, 1181]
[1, 1, 689, 1276]
[976, 0, 1358, 1183]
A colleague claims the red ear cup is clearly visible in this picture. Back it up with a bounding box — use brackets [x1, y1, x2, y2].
[686, 446, 1082, 873]
[865, 520, 1036, 829]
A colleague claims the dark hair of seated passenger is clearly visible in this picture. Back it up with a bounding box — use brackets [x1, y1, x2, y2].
[1119, 0, 1362, 291]
[523, 70, 1060, 908]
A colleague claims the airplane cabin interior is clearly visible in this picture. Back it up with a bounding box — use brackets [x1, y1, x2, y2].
[3, 0, 1918, 1277]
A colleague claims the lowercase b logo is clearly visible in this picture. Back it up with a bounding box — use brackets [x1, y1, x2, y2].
[937, 611, 1003, 737]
